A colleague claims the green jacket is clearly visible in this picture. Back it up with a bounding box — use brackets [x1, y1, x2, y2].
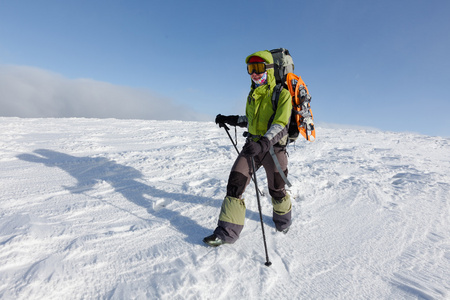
[244, 50, 292, 145]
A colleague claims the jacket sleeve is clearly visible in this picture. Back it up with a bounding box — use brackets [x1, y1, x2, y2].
[237, 115, 248, 128]
[264, 89, 292, 145]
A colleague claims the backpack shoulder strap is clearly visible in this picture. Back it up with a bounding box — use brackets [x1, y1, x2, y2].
[267, 83, 284, 132]
[271, 83, 284, 112]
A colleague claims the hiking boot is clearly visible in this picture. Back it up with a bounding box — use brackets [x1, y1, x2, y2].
[277, 227, 290, 234]
[203, 234, 225, 247]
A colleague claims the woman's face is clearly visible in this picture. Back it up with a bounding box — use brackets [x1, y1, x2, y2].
[250, 72, 264, 82]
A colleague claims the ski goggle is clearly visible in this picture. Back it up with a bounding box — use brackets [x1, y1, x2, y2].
[247, 62, 273, 75]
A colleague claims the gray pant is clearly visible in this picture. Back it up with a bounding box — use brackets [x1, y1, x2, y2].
[214, 146, 292, 243]
[227, 145, 288, 200]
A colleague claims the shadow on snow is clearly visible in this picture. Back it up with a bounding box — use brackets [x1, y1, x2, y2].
[17, 149, 272, 245]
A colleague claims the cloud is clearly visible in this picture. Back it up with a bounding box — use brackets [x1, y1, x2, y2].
[0, 65, 208, 121]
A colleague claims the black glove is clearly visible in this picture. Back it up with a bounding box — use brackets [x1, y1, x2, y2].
[215, 114, 239, 127]
[242, 136, 270, 157]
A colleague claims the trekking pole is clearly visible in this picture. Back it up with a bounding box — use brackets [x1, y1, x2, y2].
[250, 156, 272, 267]
[220, 124, 265, 197]
[221, 124, 270, 265]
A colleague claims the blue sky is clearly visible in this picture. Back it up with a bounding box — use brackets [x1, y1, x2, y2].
[1, 0, 449, 137]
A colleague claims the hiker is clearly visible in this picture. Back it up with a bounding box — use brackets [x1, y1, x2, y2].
[203, 50, 293, 247]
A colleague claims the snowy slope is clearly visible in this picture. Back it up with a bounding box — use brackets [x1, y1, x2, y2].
[0, 117, 449, 300]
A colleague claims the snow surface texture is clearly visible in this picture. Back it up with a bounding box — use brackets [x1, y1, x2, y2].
[0, 117, 449, 300]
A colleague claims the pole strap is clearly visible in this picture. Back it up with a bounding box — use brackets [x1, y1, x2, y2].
[269, 146, 292, 188]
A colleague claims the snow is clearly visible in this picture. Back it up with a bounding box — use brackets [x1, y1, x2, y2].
[0, 117, 449, 299]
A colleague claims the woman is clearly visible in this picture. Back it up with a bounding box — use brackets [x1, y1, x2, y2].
[203, 50, 293, 247]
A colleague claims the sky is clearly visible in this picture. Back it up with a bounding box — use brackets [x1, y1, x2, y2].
[0, 0, 449, 137]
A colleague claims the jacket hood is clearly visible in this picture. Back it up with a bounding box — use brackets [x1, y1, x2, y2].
[245, 50, 276, 89]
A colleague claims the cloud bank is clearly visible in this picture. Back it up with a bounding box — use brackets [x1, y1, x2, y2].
[0, 65, 208, 121]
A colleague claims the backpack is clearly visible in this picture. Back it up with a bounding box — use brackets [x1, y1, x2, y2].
[270, 48, 295, 84]
[269, 48, 315, 142]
